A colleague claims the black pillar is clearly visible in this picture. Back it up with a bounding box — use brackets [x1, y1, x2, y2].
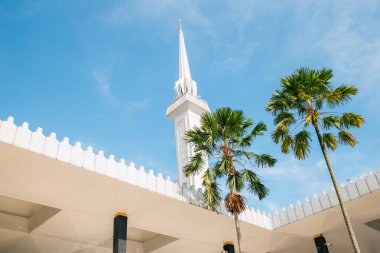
[114, 212, 128, 253]
[223, 242, 235, 253]
[314, 234, 329, 253]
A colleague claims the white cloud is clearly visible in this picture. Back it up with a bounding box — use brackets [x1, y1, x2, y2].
[93, 69, 122, 106]
[287, 1, 380, 109]
[93, 69, 150, 111]
[261, 157, 325, 181]
[107, 0, 380, 87]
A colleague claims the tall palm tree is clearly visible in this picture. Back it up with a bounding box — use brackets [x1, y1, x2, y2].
[184, 107, 276, 253]
[266, 68, 364, 253]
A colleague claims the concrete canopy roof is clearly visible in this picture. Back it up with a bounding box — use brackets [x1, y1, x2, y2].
[0, 117, 380, 252]
[1, 141, 380, 252]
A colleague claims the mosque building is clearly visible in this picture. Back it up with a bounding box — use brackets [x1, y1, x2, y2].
[0, 24, 379, 253]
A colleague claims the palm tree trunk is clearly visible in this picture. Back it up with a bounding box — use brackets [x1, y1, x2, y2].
[233, 212, 242, 253]
[313, 122, 361, 253]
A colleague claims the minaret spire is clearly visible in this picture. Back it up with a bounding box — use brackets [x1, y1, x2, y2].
[174, 21, 197, 98]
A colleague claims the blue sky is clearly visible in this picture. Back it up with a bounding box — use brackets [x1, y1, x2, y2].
[1, 0, 380, 213]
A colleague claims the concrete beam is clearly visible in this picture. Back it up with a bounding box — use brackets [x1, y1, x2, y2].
[0, 212, 29, 233]
[29, 206, 61, 232]
[143, 234, 178, 253]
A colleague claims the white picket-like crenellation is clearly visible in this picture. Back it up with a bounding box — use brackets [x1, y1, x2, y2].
[251, 208, 259, 225]
[2, 116, 380, 231]
[95, 150, 107, 175]
[57, 137, 72, 163]
[106, 154, 118, 179]
[257, 210, 265, 228]
[71, 142, 84, 167]
[263, 212, 272, 229]
[0, 116, 17, 144]
[156, 173, 165, 194]
[147, 169, 157, 192]
[189, 185, 199, 205]
[43, 132, 59, 158]
[83, 146, 95, 171]
[272, 211, 281, 228]
[174, 182, 183, 201]
[340, 184, 350, 202]
[346, 180, 360, 199]
[239, 210, 247, 223]
[294, 201, 305, 221]
[165, 176, 174, 197]
[29, 127, 46, 154]
[327, 187, 339, 206]
[319, 191, 331, 210]
[126, 163, 137, 185]
[356, 176, 370, 196]
[287, 204, 297, 223]
[245, 208, 253, 224]
[366, 172, 380, 192]
[182, 182, 190, 203]
[137, 166, 148, 189]
[279, 208, 289, 225]
[14, 122, 32, 149]
[303, 198, 313, 217]
[311, 194, 322, 213]
[117, 159, 128, 182]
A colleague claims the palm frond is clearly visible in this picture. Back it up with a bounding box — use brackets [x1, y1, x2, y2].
[317, 68, 334, 83]
[323, 133, 338, 151]
[325, 85, 358, 108]
[183, 152, 204, 177]
[322, 115, 340, 130]
[250, 121, 267, 136]
[271, 125, 288, 144]
[185, 128, 212, 154]
[253, 153, 277, 168]
[294, 130, 311, 160]
[227, 171, 244, 192]
[274, 112, 295, 126]
[202, 167, 216, 183]
[340, 113, 365, 129]
[281, 134, 294, 153]
[213, 159, 227, 178]
[233, 150, 254, 160]
[338, 131, 357, 147]
[202, 170, 222, 211]
[241, 169, 269, 200]
[266, 90, 293, 114]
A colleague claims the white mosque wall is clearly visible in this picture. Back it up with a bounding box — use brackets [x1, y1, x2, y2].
[1, 116, 380, 231]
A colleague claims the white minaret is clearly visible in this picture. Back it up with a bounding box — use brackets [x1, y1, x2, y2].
[166, 22, 210, 190]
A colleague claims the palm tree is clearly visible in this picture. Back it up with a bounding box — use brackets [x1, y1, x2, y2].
[266, 68, 364, 252]
[184, 107, 276, 253]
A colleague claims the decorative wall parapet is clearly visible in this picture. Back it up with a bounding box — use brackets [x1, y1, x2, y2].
[270, 168, 380, 229]
[1, 116, 379, 231]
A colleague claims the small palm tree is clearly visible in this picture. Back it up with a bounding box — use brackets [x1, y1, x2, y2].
[184, 107, 276, 253]
[266, 68, 364, 253]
